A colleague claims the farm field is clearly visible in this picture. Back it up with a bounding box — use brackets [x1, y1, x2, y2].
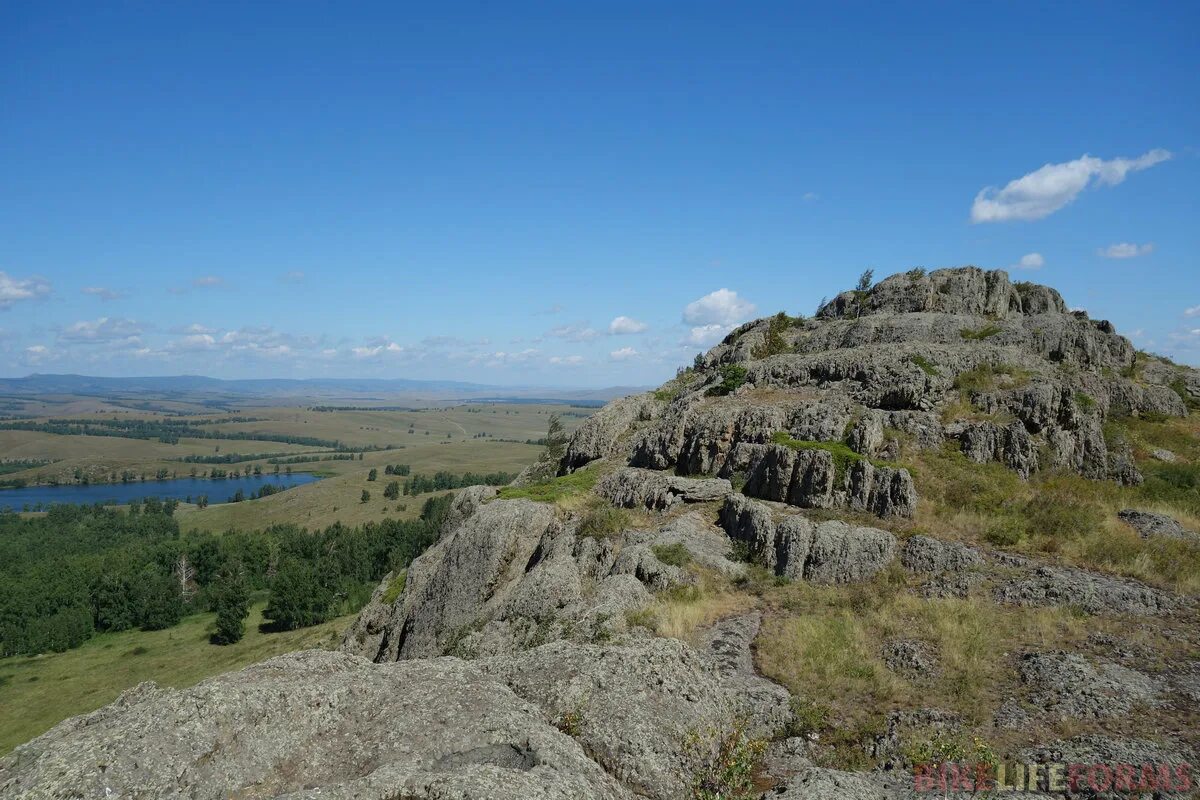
[0, 601, 354, 756]
[0, 400, 594, 530]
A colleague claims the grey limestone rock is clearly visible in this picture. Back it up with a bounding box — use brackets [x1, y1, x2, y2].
[900, 535, 985, 573]
[595, 466, 731, 510]
[1117, 509, 1200, 543]
[1018, 651, 1163, 720]
[0, 650, 635, 800]
[995, 565, 1176, 616]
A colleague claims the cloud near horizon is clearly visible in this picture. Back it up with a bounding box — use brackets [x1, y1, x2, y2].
[0, 272, 51, 309]
[971, 149, 1171, 223]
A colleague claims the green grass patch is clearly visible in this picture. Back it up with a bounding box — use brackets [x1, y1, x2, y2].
[1073, 392, 1097, 413]
[576, 501, 629, 538]
[908, 354, 940, 377]
[651, 542, 692, 567]
[770, 432, 891, 480]
[381, 570, 407, 604]
[952, 363, 1031, 394]
[959, 324, 1003, 341]
[0, 601, 352, 755]
[496, 468, 600, 503]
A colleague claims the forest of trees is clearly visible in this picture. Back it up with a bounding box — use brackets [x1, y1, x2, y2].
[0, 417, 358, 449]
[402, 470, 517, 495]
[0, 495, 450, 657]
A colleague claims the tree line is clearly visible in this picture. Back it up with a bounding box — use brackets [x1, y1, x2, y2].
[0, 495, 450, 657]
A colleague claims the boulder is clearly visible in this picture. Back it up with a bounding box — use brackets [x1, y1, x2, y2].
[1017, 651, 1163, 720]
[595, 466, 731, 511]
[899, 535, 984, 573]
[995, 565, 1176, 616]
[1117, 509, 1200, 543]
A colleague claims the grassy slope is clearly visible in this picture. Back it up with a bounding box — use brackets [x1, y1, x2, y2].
[0, 601, 353, 755]
[177, 439, 543, 530]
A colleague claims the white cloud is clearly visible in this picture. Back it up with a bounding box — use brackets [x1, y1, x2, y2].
[193, 275, 224, 288]
[609, 347, 638, 361]
[683, 289, 756, 327]
[686, 323, 734, 347]
[0, 272, 51, 309]
[549, 354, 585, 366]
[81, 286, 124, 301]
[547, 323, 600, 342]
[173, 333, 217, 351]
[173, 323, 217, 335]
[1098, 242, 1154, 259]
[1184, 305, 1200, 318]
[351, 341, 405, 359]
[609, 316, 649, 335]
[23, 344, 53, 364]
[282, 270, 306, 283]
[971, 149, 1171, 223]
[1010, 252, 1045, 270]
[59, 317, 143, 343]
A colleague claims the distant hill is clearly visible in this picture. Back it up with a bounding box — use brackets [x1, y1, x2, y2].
[0, 374, 646, 403]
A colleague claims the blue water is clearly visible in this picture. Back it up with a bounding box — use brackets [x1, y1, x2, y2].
[0, 472, 320, 510]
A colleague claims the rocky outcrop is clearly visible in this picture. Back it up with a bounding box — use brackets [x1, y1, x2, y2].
[900, 535, 985, 573]
[995, 565, 1177, 616]
[1018, 651, 1163, 720]
[561, 392, 659, 472]
[0, 650, 635, 800]
[1118, 509, 1200, 543]
[722, 442, 917, 518]
[596, 466, 731, 510]
[606, 267, 1188, 509]
[719, 494, 897, 583]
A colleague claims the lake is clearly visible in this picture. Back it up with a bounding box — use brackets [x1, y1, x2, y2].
[0, 473, 321, 510]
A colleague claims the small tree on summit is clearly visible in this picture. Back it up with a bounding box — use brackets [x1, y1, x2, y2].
[853, 269, 875, 318]
[530, 414, 569, 479]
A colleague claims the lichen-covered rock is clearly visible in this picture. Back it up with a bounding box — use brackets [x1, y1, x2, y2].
[0, 650, 635, 800]
[900, 535, 985, 573]
[1118, 509, 1200, 543]
[561, 392, 659, 472]
[1018, 651, 1163, 720]
[595, 466, 731, 510]
[882, 639, 940, 678]
[995, 565, 1177, 616]
[719, 494, 897, 583]
[948, 420, 1039, 478]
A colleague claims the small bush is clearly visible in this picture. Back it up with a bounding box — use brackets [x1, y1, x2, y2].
[686, 719, 767, 800]
[625, 607, 658, 631]
[959, 324, 1003, 341]
[651, 542, 692, 567]
[707, 364, 749, 396]
[1073, 392, 1097, 413]
[952, 363, 1030, 394]
[752, 312, 800, 359]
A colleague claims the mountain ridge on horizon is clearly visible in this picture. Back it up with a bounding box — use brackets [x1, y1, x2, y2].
[0, 372, 649, 402]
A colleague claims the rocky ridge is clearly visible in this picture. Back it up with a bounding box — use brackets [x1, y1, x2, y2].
[4, 267, 1199, 800]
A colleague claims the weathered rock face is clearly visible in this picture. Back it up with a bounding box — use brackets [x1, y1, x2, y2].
[596, 466, 731, 510]
[719, 494, 897, 583]
[558, 267, 1200, 509]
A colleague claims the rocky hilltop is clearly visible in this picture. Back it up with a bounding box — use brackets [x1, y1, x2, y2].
[4, 267, 1199, 800]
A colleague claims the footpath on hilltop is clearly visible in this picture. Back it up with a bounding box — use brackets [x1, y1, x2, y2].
[4, 267, 1200, 800]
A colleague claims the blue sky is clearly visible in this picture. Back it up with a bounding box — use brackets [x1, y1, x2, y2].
[1, 2, 1197, 386]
